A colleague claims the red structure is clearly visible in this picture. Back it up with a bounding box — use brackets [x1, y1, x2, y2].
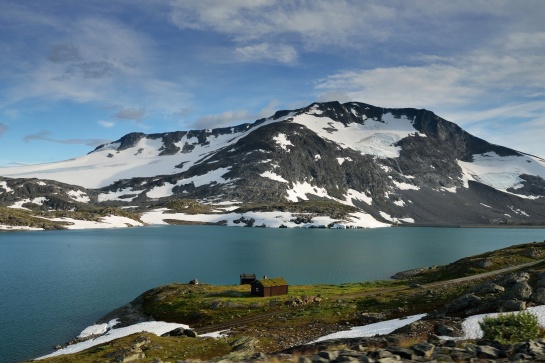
[251, 277, 289, 297]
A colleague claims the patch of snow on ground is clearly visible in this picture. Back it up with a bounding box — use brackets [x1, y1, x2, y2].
[175, 167, 232, 188]
[37, 181, 47, 186]
[9, 197, 48, 210]
[273, 133, 294, 151]
[141, 209, 390, 229]
[38, 321, 189, 359]
[337, 157, 352, 165]
[78, 319, 119, 338]
[98, 188, 139, 202]
[508, 205, 530, 217]
[0, 224, 43, 231]
[0, 181, 13, 193]
[68, 190, 90, 203]
[260, 171, 288, 183]
[458, 152, 545, 198]
[315, 154, 321, 160]
[393, 200, 405, 207]
[285, 181, 330, 202]
[392, 180, 420, 190]
[344, 189, 372, 206]
[201, 330, 230, 338]
[43, 215, 143, 229]
[312, 314, 426, 343]
[441, 186, 457, 193]
[291, 112, 423, 159]
[480, 203, 491, 208]
[146, 182, 175, 199]
[347, 212, 390, 228]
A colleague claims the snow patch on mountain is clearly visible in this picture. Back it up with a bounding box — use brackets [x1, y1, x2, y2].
[42, 215, 143, 229]
[68, 190, 90, 203]
[141, 208, 389, 228]
[9, 197, 48, 210]
[392, 180, 420, 190]
[458, 152, 545, 198]
[344, 189, 373, 206]
[98, 188, 139, 202]
[291, 112, 424, 159]
[273, 133, 294, 151]
[260, 171, 288, 183]
[0, 181, 13, 193]
[286, 182, 330, 202]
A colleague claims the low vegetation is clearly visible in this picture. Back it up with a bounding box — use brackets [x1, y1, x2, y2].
[479, 311, 543, 344]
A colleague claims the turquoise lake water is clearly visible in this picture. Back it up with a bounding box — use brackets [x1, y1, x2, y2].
[1, 226, 545, 362]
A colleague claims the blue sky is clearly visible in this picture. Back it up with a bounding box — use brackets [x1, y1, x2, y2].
[1, 0, 545, 166]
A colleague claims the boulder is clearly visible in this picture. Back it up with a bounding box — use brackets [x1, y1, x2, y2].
[497, 272, 529, 287]
[436, 323, 463, 337]
[472, 282, 505, 295]
[501, 299, 526, 311]
[502, 281, 532, 300]
[411, 342, 435, 358]
[476, 345, 500, 359]
[476, 258, 493, 269]
[443, 294, 482, 314]
[531, 287, 545, 304]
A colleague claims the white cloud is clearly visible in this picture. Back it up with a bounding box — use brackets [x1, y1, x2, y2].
[190, 100, 281, 130]
[98, 120, 115, 128]
[235, 43, 297, 64]
[0, 123, 8, 137]
[113, 107, 146, 122]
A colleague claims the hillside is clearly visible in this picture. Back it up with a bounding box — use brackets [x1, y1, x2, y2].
[2, 101, 545, 229]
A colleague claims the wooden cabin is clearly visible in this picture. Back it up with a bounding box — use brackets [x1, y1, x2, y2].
[251, 277, 288, 297]
[240, 274, 256, 285]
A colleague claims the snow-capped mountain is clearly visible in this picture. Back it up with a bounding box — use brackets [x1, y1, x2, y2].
[2, 101, 545, 228]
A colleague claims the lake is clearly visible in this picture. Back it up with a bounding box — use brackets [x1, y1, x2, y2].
[1, 226, 545, 362]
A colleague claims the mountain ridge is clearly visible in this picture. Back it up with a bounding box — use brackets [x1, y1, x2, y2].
[1, 101, 545, 229]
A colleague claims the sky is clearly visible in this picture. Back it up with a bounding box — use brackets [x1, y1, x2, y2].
[1, 0, 545, 166]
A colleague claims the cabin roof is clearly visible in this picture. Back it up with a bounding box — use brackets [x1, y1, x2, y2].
[254, 277, 288, 287]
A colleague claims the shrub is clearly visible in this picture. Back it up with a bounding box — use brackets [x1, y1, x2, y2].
[479, 311, 542, 344]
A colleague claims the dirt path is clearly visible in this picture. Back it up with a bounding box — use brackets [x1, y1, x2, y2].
[195, 259, 544, 334]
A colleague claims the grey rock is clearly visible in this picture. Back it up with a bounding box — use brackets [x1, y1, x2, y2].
[502, 281, 533, 300]
[476, 258, 493, 269]
[498, 272, 530, 287]
[386, 347, 414, 360]
[436, 323, 463, 337]
[472, 282, 505, 295]
[298, 357, 312, 363]
[443, 293, 482, 314]
[411, 342, 435, 358]
[317, 350, 339, 361]
[501, 299, 526, 311]
[530, 287, 545, 304]
[476, 345, 500, 359]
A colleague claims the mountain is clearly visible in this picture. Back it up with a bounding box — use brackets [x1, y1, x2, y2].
[2, 101, 545, 229]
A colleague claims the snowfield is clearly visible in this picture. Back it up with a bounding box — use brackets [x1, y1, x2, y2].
[140, 209, 390, 228]
[458, 152, 545, 198]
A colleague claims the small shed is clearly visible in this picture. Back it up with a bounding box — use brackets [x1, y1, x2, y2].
[240, 274, 256, 285]
[251, 277, 289, 297]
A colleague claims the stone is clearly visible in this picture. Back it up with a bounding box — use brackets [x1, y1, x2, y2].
[530, 287, 545, 304]
[472, 282, 505, 295]
[436, 323, 463, 337]
[443, 294, 482, 314]
[411, 342, 435, 358]
[317, 350, 339, 361]
[498, 272, 530, 287]
[298, 357, 312, 363]
[189, 279, 199, 285]
[501, 299, 526, 311]
[476, 345, 500, 359]
[502, 281, 533, 300]
[476, 258, 493, 268]
[386, 347, 414, 360]
[433, 353, 454, 362]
